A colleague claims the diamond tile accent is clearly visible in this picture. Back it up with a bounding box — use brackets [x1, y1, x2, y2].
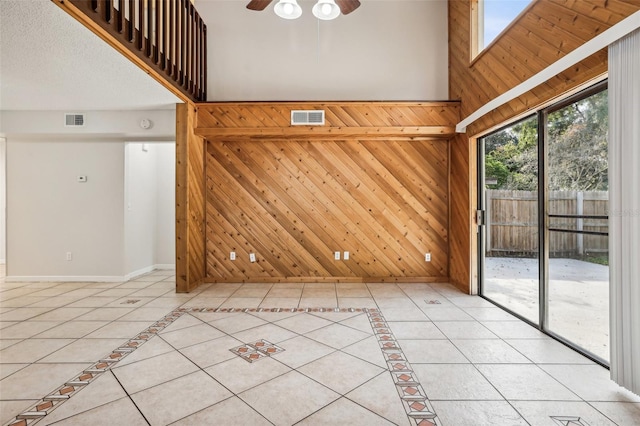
[379, 340, 401, 350]
[415, 419, 437, 426]
[392, 371, 420, 386]
[397, 384, 428, 400]
[425, 300, 442, 304]
[120, 299, 141, 305]
[229, 339, 286, 363]
[383, 351, 406, 362]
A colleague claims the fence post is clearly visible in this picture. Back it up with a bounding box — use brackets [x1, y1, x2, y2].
[577, 191, 584, 255]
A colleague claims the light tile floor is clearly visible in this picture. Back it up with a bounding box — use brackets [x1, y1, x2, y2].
[1, 270, 639, 425]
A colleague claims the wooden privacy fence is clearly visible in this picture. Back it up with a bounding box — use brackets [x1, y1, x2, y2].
[486, 190, 609, 257]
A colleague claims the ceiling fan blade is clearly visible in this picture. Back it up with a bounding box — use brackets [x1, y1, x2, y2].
[246, 0, 274, 11]
[335, 0, 361, 15]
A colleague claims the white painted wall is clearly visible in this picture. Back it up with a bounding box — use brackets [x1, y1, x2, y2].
[6, 140, 125, 280]
[125, 143, 158, 277]
[0, 138, 6, 264]
[200, 0, 449, 101]
[2, 109, 177, 281]
[124, 142, 176, 278]
[155, 143, 176, 266]
[0, 110, 175, 140]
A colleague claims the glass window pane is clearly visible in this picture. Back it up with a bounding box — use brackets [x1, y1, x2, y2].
[480, 0, 531, 50]
[482, 115, 539, 324]
[546, 89, 609, 362]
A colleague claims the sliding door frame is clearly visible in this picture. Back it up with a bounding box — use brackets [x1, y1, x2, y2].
[476, 113, 539, 330]
[478, 80, 610, 367]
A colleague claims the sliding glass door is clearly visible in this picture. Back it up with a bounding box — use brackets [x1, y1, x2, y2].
[545, 88, 609, 362]
[479, 115, 539, 324]
[479, 83, 609, 364]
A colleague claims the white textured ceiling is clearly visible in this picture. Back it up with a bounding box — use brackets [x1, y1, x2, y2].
[0, 0, 180, 111]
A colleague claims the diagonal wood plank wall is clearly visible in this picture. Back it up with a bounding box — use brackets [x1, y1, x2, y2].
[195, 102, 459, 283]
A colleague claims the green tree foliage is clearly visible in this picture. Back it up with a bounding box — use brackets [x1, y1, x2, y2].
[483, 90, 608, 191]
[484, 116, 538, 190]
[547, 90, 608, 191]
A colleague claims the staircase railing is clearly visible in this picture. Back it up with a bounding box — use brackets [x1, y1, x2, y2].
[54, 0, 206, 102]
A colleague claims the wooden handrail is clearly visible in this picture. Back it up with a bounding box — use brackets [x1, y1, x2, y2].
[54, 0, 207, 103]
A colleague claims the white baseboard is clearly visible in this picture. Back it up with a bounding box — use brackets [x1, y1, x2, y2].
[124, 265, 156, 281]
[154, 264, 176, 270]
[5, 264, 176, 283]
[124, 264, 176, 280]
[5, 276, 125, 283]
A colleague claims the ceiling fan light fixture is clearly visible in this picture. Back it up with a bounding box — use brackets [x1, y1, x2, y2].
[274, 0, 302, 19]
[312, 0, 340, 20]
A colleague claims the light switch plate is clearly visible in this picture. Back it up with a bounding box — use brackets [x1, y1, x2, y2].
[230, 252, 236, 261]
[250, 253, 256, 262]
[334, 251, 341, 260]
[343, 251, 350, 260]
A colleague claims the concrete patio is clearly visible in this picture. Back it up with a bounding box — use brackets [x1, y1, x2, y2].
[483, 257, 609, 361]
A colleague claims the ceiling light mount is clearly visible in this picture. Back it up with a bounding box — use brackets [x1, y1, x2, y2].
[312, 0, 340, 21]
[248, 0, 360, 20]
[274, 0, 302, 20]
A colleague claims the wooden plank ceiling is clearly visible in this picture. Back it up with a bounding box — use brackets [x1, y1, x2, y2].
[197, 102, 459, 283]
[449, 0, 640, 136]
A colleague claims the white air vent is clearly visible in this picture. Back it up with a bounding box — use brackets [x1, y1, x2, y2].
[64, 113, 85, 127]
[291, 110, 325, 126]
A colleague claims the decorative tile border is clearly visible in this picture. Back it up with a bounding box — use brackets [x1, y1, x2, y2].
[183, 307, 365, 313]
[6, 306, 438, 426]
[365, 308, 440, 426]
[551, 416, 590, 426]
[5, 309, 186, 426]
[230, 339, 285, 363]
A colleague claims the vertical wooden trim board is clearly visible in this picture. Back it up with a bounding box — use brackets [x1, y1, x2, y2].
[448, 133, 473, 292]
[176, 103, 206, 292]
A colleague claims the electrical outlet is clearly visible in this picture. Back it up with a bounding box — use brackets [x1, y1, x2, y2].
[230, 251, 236, 261]
[249, 253, 256, 263]
[334, 251, 341, 260]
[425, 253, 431, 262]
[343, 251, 350, 260]
[66, 252, 73, 261]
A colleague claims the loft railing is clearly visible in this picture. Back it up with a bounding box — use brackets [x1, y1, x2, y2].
[55, 0, 206, 102]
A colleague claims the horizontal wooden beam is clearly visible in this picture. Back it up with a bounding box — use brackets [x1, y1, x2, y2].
[196, 101, 460, 108]
[195, 126, 456, 140]
[204, 277, 449, 284]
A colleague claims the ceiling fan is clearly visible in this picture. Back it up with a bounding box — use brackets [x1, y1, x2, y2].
[247, 0, 361, 20]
